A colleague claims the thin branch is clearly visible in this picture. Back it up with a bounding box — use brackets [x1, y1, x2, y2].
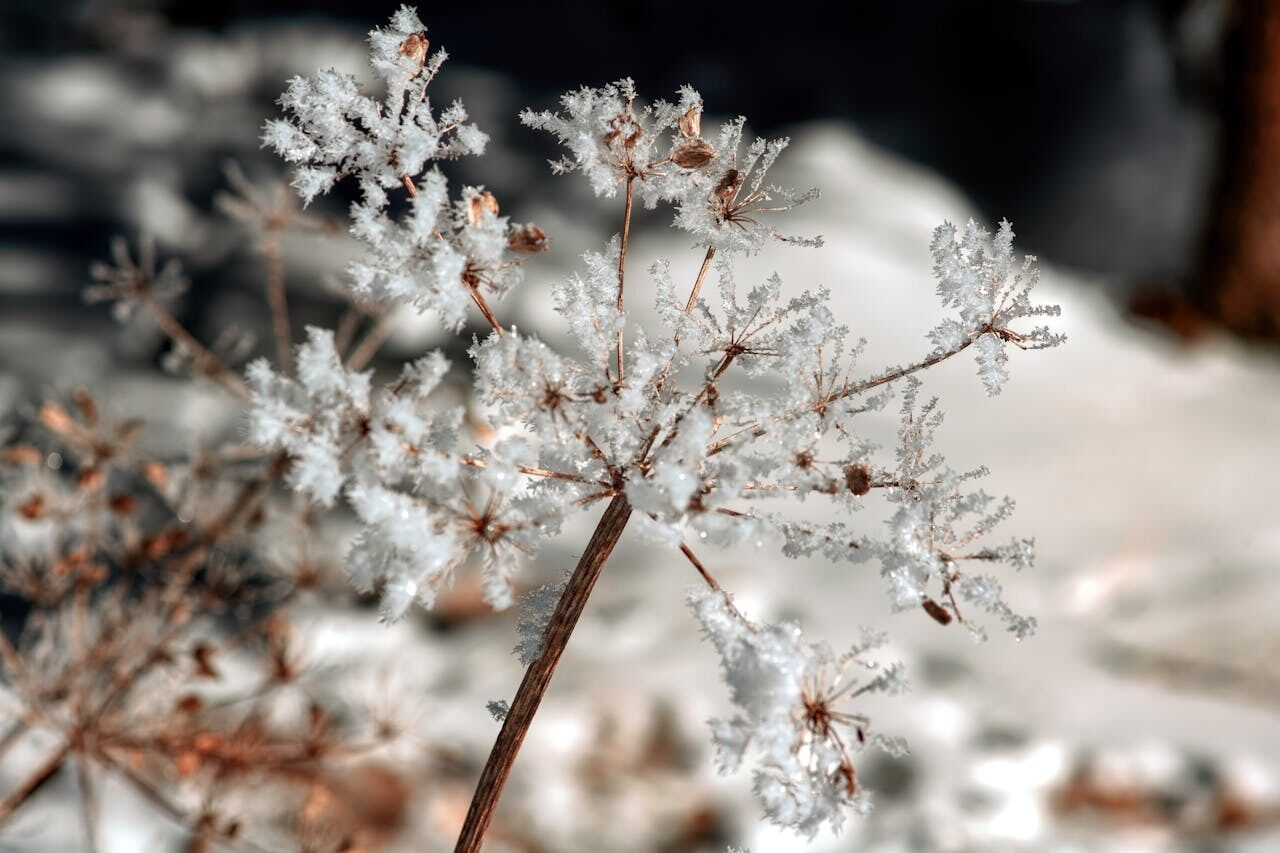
[346, 313, 395, 371]
[262, 238, 293, 374]
[333, 308, 364, 356]
[465, 280, 505, 338]
[98, 750, 275, 853]
[0, 741, 71, 825]
[143, 298, 250, 403]
[0, 719, 29, 765]
[679, 542, 722, 591]
[705, 338, 977, 458]
[459, 456, 608, 487]
[682, 245, 717, 314]
[614, 175, 635, 384]
[455, 495, 632, 852]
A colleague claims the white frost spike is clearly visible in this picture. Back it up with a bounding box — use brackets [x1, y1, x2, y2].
[513, 575, 567, 666]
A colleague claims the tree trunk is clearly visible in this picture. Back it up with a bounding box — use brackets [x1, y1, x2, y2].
[1195, 0, 1280, 339]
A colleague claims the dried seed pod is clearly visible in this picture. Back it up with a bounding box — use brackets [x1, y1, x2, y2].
[844, 463, 872, 496]
[108, 492, 137, 515]
[922, 598, 953, 625]
[466, 191, 500, 226]
[678, 105, 702, 139]
[398, 32, 429, 68]
[175, 694, 205, 714]
[672, 139, 716, 169]
[76, 466, 104, 491]
[142, 460, 167, 489]
[507, 224, 549, 254]
[192, 643, 220, 679]
[714, 168, 742, 201]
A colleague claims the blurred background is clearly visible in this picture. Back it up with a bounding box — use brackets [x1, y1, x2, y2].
[2, 1, 1280, 851]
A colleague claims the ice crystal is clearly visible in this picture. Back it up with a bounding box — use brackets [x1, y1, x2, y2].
[928, 219, 1065, 395]
[689, 587, 907, 837]
[264, 5, 543, 329]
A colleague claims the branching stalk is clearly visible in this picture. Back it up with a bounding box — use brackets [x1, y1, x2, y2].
[263, 238, 293, 374]
[143, 298, 250, 403]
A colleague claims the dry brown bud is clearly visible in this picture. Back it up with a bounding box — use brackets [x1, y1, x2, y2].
[467, 191, 500, 226]
[844, 464, 872, 496]
[507, 224, 549, 254]
[671, 139, 716, 169]
[398, 32, 429, 68]
[678, 105, 702, 139]
[192, 643, 220, 679]
[76, 466, 104, 491]
[192, 732, 222, 754]
[39, 401, 74, 435]
[17, 493, 45, 520]
[175, 751, 201, 779]
[922, 598, 953, 625]
[72, 388, 98, 424]
[142, 460, 168, 489]
[309, 702, 328, 734]
[175, 694, 205, 714]
[108, 492, 137, 515]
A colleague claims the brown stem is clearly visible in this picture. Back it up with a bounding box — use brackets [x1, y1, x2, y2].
[683, 245, 717, 314]
[459, 457, 608, 487]
[263, 238, 293, 374]
[333, 308, 365, 356]
[0, 741, 71, 824]
[466, 281, 505, 338]
[679, 542, 722, 591]
[615, 175, 635, 384]
[346, 314, 395, 371]
[454, 495, 632, 852]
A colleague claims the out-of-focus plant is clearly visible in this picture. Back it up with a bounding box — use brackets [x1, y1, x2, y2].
[1, 6, 1063, 850]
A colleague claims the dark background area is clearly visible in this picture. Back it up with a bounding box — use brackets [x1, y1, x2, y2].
[0, 0, 1222, 287]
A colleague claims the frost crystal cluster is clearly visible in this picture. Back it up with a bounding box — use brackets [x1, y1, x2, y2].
[239, 6, 1063, 839]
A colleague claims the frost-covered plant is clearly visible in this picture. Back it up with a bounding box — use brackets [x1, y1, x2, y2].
[60, 7, 1063, 849]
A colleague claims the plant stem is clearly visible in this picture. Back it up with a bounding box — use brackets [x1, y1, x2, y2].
[615, 175, 635, 384]
[465, 281, 506, 338]
[454, 495, 632, 852]
[0, 741, 71, 824]
[144, 299, 250, 403]
[346, 314, 395, 371]
[683, 245, 716, 314]
[263, 237, 293, 374]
